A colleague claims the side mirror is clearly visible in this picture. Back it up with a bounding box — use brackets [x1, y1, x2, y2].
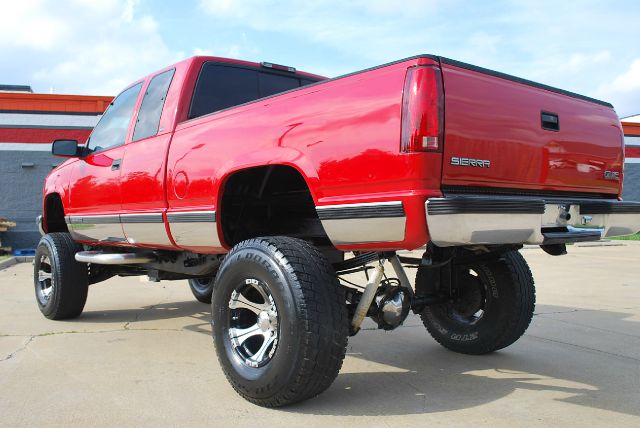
[52, 139, 81, 157]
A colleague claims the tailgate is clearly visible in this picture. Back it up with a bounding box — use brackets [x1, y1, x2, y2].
[439, 59, 624, 196]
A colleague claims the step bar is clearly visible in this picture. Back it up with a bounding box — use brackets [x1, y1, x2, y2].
[75, 251, 155, 265]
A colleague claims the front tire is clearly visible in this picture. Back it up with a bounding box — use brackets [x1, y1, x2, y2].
[211, 237, 348, 407]
[34, 233, 89, 320]
[417, 250, 535, 355]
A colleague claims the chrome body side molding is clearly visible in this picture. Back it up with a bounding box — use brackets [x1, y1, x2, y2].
[316, 201, 406, 245]
[65, 210, 222, 248]
[166, 210, 221, 247]
[120, 213, 172, 246]
[66, 215, 126, 242]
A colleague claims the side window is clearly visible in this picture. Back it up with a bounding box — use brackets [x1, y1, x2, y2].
[258, 72, 300, 97]
[189, 65, 259, 119]
[88, 83, 142, 152]
[133, 69, 175, 141]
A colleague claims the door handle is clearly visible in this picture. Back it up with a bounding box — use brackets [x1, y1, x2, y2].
[111, 159, 122, 171]
[541, 111, 559, 131]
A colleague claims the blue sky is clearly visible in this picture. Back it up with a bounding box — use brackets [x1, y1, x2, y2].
[1, 0, 639, 116]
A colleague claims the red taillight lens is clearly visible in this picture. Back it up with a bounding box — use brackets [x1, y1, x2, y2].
[400, 65, 444, 152]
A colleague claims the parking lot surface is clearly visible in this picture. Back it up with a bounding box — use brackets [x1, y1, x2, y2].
[1, 243, 639, 427]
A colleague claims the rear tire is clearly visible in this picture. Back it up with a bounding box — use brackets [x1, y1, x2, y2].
[211, 236, 348, 407]
[417, 250, 535, 355]
[188, 277, 216, 303]
[34, 233, 89, 320]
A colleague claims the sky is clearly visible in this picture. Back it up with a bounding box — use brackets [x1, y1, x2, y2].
[1, 0, 639, 117]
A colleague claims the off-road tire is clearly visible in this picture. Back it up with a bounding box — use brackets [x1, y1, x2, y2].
[417, 250, 535, 355]
[34, 233, 89, 320]
[211, 236, 348, 407]
[188, 277, 216, 303]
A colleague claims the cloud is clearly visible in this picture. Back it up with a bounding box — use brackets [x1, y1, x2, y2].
[0, 0, 69, 50]
[2, 0, 638, 117]
[3, 0, 180, 95]
[598, 58, 640, 117]
[197, 0, 442, 63]
[608, 59, 640, 92]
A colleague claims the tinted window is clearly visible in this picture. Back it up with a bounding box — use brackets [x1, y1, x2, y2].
[88, 83, 142, 152]
[133, 69, 175, 141]
[189, 63, 316, 119]
[259, 73, 299, 97]
[190, 65, 259, 119]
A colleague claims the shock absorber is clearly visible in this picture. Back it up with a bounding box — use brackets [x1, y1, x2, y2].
[351, 260, 386, 334]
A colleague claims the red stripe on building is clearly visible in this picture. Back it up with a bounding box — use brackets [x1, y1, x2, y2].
[625, 146, 640, 158]
[0, 127, 92, 144]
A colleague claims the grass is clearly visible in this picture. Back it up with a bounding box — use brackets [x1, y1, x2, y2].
[0, 255, 11, 261]
[610, 233, 640, 241]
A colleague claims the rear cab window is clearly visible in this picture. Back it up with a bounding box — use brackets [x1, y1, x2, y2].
[133, 68, 176, 141]
[189, 62, 318, 120]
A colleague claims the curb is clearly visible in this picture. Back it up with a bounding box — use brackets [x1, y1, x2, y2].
[0, 257, 17, 270]
[0, 256, 34, 271]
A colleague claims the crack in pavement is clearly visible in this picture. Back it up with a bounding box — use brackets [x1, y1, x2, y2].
[123, 296, 171, 330]
[1, 327, 186, 339]
[1, 335, 35, 362]
[0, 327, 189, 362]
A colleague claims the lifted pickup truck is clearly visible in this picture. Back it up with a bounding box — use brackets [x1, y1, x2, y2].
[35, 55, 640, 407]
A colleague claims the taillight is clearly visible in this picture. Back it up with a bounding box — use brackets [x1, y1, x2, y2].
[400, 65, 444, 152]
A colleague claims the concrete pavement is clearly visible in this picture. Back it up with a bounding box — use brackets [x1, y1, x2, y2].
[1, 243, 639, 427]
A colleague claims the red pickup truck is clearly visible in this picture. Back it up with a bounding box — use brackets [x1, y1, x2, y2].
[35, 55, 640, 407]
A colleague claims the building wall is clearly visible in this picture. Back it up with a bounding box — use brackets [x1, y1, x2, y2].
[0, 151, 65, 248]
[623, 164, 640, 201]
[623, 120, 640, 202]
[0, 93, 111, 250]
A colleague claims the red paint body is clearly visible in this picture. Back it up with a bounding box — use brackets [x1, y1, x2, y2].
[42, 55, 624, 253]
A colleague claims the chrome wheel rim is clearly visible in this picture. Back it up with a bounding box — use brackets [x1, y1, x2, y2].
[36, 254, 54, 305]
[227, 278, 279, 368]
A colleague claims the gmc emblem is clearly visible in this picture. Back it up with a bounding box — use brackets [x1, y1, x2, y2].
[604, 170, 620, 181]
[451, 157, 491, 168]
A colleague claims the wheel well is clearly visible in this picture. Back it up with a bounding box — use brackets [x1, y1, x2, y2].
[220, 165, 330, 248]
[44, 194, 68, 233]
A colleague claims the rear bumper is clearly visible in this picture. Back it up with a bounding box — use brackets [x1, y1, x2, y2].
[426, 196, 640, 247]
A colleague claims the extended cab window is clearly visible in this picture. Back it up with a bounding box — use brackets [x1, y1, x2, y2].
[88, 83, 142, 152]
[189, 63, 315, 119]
[133, 69, 175, 141]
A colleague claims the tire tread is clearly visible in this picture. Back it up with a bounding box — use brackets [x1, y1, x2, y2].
[35, 232, 88, 320]
[419, 250, 535, 355]
[214, 236, 348, 407]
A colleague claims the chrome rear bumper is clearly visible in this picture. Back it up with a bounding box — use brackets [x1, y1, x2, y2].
[426, 197, 640, 247]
